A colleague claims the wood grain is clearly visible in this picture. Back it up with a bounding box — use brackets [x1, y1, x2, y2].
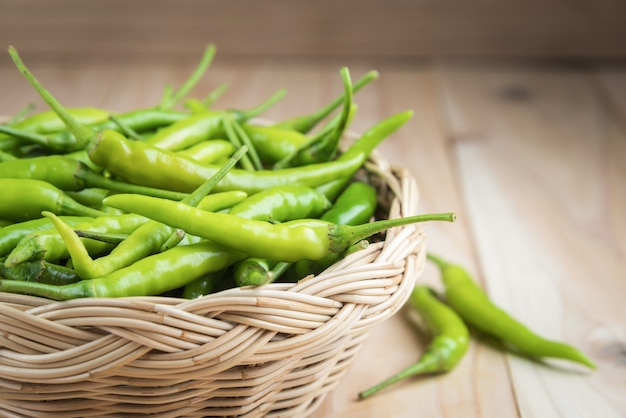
[1, 0, 626, 61]
[0, 52, 624, 416]
[438, 65, 626, 417]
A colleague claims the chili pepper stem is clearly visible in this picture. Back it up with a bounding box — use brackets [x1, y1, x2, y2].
[160, 44, 216, 110]
[358, 355, 442, 400]
[237, 88, 287, 120]
[0, 125, 49, 146]
[75, 165, 188, 201]
[8, 46, 95, 147]
[426, 252, 450, 270]
[273, 67, 354, 169]
[274, 70, 378, 133]
[0, 277, 92, 300]
[74, 230, 129, 244]
[313, 67, 354, 162]
[329, 212, 456, 254]
[109, 114, 143, 140]
[202, 82, 229, 108]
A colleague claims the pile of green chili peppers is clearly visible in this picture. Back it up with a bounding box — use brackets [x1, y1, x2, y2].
[0, 44, 455, 301]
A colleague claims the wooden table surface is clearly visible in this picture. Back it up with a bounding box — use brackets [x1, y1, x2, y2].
[0, 54, 624, 417]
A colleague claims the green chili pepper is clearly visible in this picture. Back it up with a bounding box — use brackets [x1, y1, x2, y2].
[90, 109, 188, 136]
[176, 139, 236, 165]
[275, 67, 354, 169]
[0, 216, 91, 257]
[42, 147, 246, 279]
[221, 113, 260, 171]
[316, 110, 413, 201]
[284, 181, 378, 281]
[65, 188, 116, 212]
[0, 257, 81, 285]
[4, 109, 189, 152]
[183, 82, 229, 113]
[238, 240, 369, 286]
[237, 181, 377, 285]
[320, 181, 378, 226]
[144, 89, 286, 151]
[233, 257, 288, 287]
[240, 124, 309, 165]
[1, 178, 107, 222]
[272, 69, 378, 133]
[0, 240, 247, 300]
[4, 213, 147, 266]
[4, 45, 213, 150]
[0, 137, 20, 152]
[0, 155, 188, 201]
[428, 253, 596, 369]
[228, 185, 331, 222]
[108, 114, 144, 141]
[0, 107, 109, 143]
[9, 46, 106, 152]
[0, 150, 17, 162]
[157, 44, 216, 111]
[10, 46, 191, 157]
[88, 128, 368, 194]
[74, 229, 129, 244]
[0, 124, 86, 153]
[273, 104, 358, 171]
[183, 268, 227, 299]
[358, 285, 470, 399]
[227, 185, 333, 286]
[104, 192, 455, 262]
[184, 98, 211, 114]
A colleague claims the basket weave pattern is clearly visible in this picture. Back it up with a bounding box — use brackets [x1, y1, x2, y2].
[0, 150, 425, 418]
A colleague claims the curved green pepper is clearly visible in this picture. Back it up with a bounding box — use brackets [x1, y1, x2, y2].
[271, 69, 378, 133]
[428, 253, 596, 369]
[241, 124, 309, 164]
[228, 185, 331, 222]
[0, 240, 247, 300]
[104, 192, 455, 262]
[144, 89, 286, 151]
[1, 178, 106, 222]
[88, 129, 366, 194]
[176, 139, 236, 165]
[0, 216, 91, 257]
[358, 285, 470, 399]
[284, 181, 378, 281]
[0, 155, 187, 200]
[0, 258, 82, 285]
[0, 107, 109, 143]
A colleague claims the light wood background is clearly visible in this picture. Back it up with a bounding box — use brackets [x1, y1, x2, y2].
[1, 2, 625, 417]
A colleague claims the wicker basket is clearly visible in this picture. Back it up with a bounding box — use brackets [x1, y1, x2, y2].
[0, 147, 426, 418]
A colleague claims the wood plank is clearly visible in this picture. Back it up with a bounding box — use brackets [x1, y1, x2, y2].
[438, 64, 626, 417]
[594, 67, 626, 131]
[1, 0, 625, 61]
